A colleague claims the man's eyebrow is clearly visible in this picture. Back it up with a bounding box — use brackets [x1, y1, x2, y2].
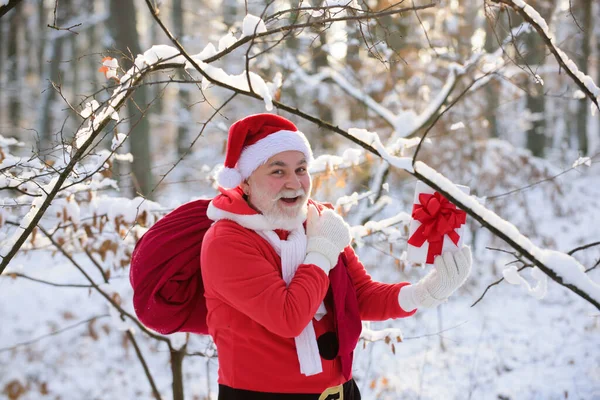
[267, 159, 307, 167]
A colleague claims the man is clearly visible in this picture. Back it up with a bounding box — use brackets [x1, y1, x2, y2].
[201, 113, 471, 399]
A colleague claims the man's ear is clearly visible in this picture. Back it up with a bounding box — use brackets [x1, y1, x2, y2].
[240, 179, 250, 195]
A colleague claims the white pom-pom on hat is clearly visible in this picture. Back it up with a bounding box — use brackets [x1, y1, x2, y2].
[217, 166, 243, 189]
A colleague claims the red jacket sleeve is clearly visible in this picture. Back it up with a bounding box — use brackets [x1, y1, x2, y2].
[343, 246, 417, 320]
[201, 222, 330, 338]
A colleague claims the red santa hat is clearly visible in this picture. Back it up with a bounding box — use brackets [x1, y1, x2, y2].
[217, 113, 313, 188]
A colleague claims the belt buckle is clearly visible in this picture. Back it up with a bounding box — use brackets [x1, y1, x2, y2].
[318, 383, 344, 400]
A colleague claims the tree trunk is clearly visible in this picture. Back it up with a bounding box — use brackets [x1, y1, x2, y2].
[38, 0, 68, 152]
[484, 7, 500, 138]
[173, 0, 190, 157]
[170, 347, 186, 400]
[512, 0, 556, 157]
[222, 0, 237, 29]
[311, 2, 333, 148]
[574, 0, 591, 155]
[597, 2, 600, 153]
[37, 0, 46, 77]
[0, 13, 4, 128]
[7, 4, 21, 129]
[149, 8, 163, 115]
[109, 0, 154, 199]
[86, 0, 98, 94]
[346, 14, 366, 122]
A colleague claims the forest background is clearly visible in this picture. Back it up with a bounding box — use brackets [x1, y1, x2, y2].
[0, 0, 599, 399]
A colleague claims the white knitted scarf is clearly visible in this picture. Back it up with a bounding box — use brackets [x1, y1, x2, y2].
[257, 226, 327, 376]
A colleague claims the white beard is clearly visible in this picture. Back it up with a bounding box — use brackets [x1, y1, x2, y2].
[248, 186, 309, 231]
[263, 203, 308, 231]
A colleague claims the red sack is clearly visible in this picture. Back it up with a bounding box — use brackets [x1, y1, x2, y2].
[130, 199, 213, 335]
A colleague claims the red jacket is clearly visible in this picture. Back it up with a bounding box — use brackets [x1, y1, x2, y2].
[201, 188, 415, 393]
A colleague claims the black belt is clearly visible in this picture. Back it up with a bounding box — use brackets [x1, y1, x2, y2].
[218, 379, 361, 400]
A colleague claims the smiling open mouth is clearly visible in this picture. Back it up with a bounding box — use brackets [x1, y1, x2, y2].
[280, 196, 300, 204]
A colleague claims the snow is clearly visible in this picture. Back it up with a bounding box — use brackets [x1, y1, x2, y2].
[190, 60, 274, 110]
[241, 14, 267, 37]
[194, 43, 217, 61]
[502, 266, 548, 299]
[218, 32, 237, 52]
[80, 100, 100, 119]
[572, 156, 592, 169]
[111, 133, 127, 151]
[348, 128, 413, 171]
[540, 249, 600, 302]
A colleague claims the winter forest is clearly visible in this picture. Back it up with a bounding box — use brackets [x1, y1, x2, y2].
[0, 0, 599, 398]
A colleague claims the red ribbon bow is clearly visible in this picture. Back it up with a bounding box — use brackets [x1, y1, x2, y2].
[408, 191, 466, 264]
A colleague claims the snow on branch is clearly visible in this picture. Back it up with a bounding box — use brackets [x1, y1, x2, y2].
[491, 0, 600, 111]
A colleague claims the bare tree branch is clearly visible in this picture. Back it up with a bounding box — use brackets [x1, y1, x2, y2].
[126, 329, 163, 400]
[1, 272, 94, 288]
[0, 314, 109, 353]
[0, 0, 23, 19]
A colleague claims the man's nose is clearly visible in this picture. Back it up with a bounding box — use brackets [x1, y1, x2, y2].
[285, 174, 302, 190]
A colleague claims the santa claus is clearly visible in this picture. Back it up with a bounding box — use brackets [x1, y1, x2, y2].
[199, 113, 472, 399]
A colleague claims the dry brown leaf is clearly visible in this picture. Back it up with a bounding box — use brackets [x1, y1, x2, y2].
[88, 319, 99, 341]
[83, 224, 94, 238]
[3, 379, 27, 400]
[62, 311, 76, 320]
[38, 382, 49, 395]
[111, 292, 122, 306]
[136, 210, 148, 227]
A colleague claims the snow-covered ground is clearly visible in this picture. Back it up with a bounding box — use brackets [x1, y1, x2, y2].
[1, 161, 599, 400]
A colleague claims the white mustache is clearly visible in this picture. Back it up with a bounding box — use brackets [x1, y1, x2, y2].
[274, 189, 306, 201]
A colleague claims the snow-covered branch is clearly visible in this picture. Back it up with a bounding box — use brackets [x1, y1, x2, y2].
[0, 58, 184, 275]
[491, 0, 600, 111]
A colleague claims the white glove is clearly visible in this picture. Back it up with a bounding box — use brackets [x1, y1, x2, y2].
[303, 204, 352, 274]
[398, 246, 472, 311]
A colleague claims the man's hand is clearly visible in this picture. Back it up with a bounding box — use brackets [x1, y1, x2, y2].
[304, 204, 352, 273]
[399, 247, 472, 310]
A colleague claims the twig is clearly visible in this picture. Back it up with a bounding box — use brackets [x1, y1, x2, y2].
[0, 314, 109, 353]
[1, 272, 94, 288]
[403, 320, 469, 340]
[201, 3, 437, 64]
[127, 329, 163, 400]
[567, 241, 600, 256]
[472, 240, 600, 307]
[487, 152, 599, 200]
[412, 72, 491, 164]
[35, 225, 172, 345]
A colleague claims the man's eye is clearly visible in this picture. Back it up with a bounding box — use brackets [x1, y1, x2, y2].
[272, 170, 283, 175]
[297, 168, 306, 174]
